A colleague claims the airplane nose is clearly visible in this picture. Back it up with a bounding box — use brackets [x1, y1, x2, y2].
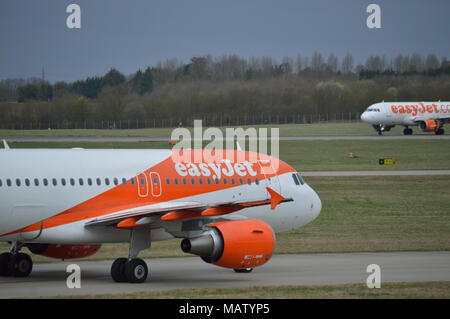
[308, 187, 322, 222]
[361, 112, 367, 122]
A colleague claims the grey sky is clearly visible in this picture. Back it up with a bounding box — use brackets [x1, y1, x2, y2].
[0, 0, 449, 83]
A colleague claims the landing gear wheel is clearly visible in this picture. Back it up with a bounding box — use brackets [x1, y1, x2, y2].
[403, 128, 413, 135]
[0, 252, 12, 276]
[124, 258, 148, 283]
[435, 128, 444, 135]
[8, 253, 32, 277]
[111, 258, 128, 283]
[234, 268, 253, 273]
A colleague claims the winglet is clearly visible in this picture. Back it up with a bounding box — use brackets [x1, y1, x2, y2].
[2, 140, 10, 150]
[266, 187, 285, 210]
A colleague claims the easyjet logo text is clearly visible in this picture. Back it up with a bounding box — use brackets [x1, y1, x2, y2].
[175, 160, 258, 179]
[391, 103, 450, 116]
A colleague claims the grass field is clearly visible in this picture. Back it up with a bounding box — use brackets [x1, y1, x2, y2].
[61, 281, 450, 299]
[5, 139, 450, 171]
[0, 122, 440, 138]
[3, 175, 448, 263]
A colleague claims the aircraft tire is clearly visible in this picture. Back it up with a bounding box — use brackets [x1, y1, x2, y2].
[0, 252, 12, 276]
[435, 128, 444, 135]
[8, 253, 33, 277]
[111, 257, 128, 283]
[234, 268, 253, 273]
[124, 258, 148, 283]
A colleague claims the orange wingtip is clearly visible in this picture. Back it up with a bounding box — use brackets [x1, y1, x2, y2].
[266, 187, 285, 210]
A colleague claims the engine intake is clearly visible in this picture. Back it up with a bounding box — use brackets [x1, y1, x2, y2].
[419, 119, 440, 132]
[181, 219, 275, 269]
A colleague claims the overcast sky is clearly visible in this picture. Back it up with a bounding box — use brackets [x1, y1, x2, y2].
[0, 0, 449, 83]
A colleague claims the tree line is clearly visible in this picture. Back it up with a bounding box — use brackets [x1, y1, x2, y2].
[0, 52, 449, 129]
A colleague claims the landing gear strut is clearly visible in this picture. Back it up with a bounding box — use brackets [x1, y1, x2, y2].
[0, 242, 33, 278]
[111, 226, 151, 283]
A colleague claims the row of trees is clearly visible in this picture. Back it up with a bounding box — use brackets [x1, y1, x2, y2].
[0, 52, 449, 129]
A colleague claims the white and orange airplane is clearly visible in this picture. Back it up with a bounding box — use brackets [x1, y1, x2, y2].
[0, 144, 321, 283]
[361, 101, 450, 135]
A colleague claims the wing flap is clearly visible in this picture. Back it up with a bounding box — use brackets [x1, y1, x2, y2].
[85, 188, 293, 227]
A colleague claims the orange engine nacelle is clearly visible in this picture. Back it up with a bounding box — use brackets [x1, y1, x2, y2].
[419, 119, 440, 132]
[181, 219, 275, 269]
[26, 243, 101, 260]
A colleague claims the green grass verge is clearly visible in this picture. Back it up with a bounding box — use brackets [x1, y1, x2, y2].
[5, 139, 450, 171]
[51, 282, 450, 299]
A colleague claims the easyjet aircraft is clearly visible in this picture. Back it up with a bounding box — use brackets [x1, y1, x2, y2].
[0, 143, 321, 283]
[361, 101, 450, 135]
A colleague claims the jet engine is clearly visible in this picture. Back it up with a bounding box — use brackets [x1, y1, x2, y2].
[26, 243, 101, 260]
[419, 119, 440, 132]
[181, 219, 275, 269]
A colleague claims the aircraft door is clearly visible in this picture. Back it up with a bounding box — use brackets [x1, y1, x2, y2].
[137, 173, 148, 197]
[149, 172, 162, 197]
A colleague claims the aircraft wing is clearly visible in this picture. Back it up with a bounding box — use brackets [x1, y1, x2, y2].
[85, 187, 292, 228]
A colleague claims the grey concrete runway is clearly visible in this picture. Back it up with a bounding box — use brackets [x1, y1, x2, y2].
[301, 170, 450, 176]
[2, 134, 450, 143]
[1, 251, 449, 298]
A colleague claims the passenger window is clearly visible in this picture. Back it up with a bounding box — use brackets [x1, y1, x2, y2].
[43, 178, 48, 186]
[199, 178, 203, 185]
[113, 178, 118, 186]
[96, 178, 101, 186]
[190, 178, 195, 185]
[105, 178, 110, 186]
[7, 179, 11, 187]
[214, 178, 220, 185]
[255, 178, 259, 185]
[61, 178, 66, 186]
[52, 178, 58, 186]
[16, 179, 21, 187]
[182, 178, 187, 185]
[70, 178, 75, 186]
[231, 178, 236, 185]
[174, 178, 179, 185]
[131, 178, 136, 186]
[223, 178, 227, 185]
[122, 178, 127, 186]
[79, 178, 84, 186]
[153, 178, 158, 185]
[207, 178, 211, 185]
[0, 179, 2, 187]
[166, 178, 170, 185]
[239, 177, 243, 185]
[34, 178, 39, 186]
[25, 178, 30, 186]
[139, 178, 144, 185]
[247, 178, 251, 185]
[88, 178, 93, 186]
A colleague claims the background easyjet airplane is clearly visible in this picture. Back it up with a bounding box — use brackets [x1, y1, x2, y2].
[361, 101, 450, 135]
[0, 144, 321, 283]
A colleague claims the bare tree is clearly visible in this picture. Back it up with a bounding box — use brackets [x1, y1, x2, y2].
[327, 53, 338, 72]
[341, 53, 354, 73]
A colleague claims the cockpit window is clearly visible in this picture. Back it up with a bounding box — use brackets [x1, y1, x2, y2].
[296, 173, 305, 185]
[292, 173, 300, 185]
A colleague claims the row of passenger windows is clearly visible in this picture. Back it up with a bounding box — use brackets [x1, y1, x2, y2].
[166, 176, 260, 186]
[0, 177, 132, 187]
[0, 176, 262, 188]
